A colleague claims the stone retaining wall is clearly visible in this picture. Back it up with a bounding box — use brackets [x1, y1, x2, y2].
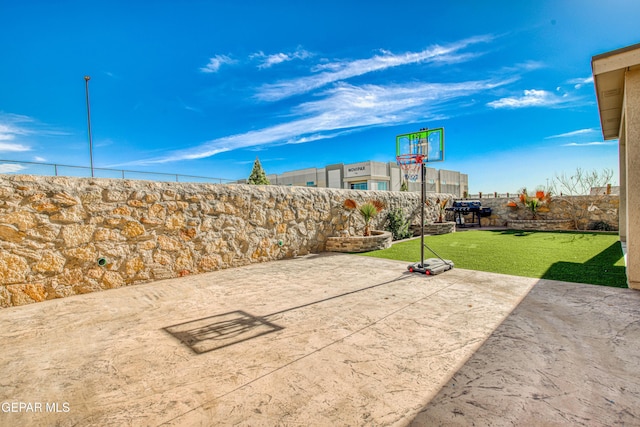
[325, 230, 393, 253]
[507, 219, 576, 231]
[471, 196, 619, 231]
[420, 222, 456, 235]
[0, 175, 453, 307]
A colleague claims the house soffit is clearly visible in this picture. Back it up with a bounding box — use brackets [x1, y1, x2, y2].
[592, 43, 640, 140]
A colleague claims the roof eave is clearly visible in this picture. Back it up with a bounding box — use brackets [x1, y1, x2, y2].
[592, 43, 640, 140]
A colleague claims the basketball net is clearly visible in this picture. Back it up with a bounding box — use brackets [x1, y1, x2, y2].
[396, 154, 423, 183]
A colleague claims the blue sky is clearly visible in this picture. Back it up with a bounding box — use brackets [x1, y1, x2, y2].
[1, 0, 638, 192]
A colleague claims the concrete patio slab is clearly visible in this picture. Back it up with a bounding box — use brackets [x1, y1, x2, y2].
[0, 252, 637, 426]
[411, 277, 640, 426]
[1, 253, 537, 426]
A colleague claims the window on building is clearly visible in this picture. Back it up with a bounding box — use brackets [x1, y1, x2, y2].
[306, 181, 315, 187]
[350, 182, 367, 190]
[377, 182, 388, 191]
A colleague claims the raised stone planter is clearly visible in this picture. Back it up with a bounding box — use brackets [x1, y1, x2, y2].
[325, 230, 393, 253]
[410, 221, 456, 236]
[507, 219, 575, 231]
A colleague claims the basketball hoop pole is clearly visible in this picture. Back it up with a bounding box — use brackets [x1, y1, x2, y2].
[420, 160, 425, 267]
[396, 127, 453, 276]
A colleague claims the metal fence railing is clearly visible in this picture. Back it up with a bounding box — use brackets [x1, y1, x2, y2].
[0, 159, 236, 184]
[464, 192, 516, 199]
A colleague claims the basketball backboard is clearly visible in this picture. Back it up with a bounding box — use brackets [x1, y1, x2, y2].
[395, 128, 444, 163]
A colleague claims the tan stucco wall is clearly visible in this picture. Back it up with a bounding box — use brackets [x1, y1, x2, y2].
[624, 68, 640, 289]
[619, 116, 627, 243]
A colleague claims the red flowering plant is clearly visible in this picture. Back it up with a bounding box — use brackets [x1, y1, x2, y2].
[518, 187, 551, 219]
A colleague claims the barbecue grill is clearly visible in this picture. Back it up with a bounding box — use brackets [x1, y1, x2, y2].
[446, 200, 492, 227]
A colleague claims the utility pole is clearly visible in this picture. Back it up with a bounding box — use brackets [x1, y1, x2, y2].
[84, 75, 94, 177]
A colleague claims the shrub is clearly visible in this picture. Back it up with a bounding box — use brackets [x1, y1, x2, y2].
[247, 157, 270, 185]
[386, 207, 412, 241]
[550, 168, 614, 230]
[590, 221, 613, 231]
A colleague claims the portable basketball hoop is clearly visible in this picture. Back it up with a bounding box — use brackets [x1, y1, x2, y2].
[395, 128, 454, 275]
[396, 153, 422, 183]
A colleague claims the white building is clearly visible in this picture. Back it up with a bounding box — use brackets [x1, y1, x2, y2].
[247, 160, 468, 197]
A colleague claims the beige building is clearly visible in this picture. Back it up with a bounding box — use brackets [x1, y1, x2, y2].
[592, 42, 640, 290]
[251, 160, 468, 197]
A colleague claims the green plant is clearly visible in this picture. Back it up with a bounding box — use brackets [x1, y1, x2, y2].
[386, 207, 412, 240]
[247, 157, 270, 185]
[436, 198, 449, 223]
[590, 221, 613, 231]
[342, 199, 385, 236]
[359, 203, 379, 236]
[518, 187, 551, 219]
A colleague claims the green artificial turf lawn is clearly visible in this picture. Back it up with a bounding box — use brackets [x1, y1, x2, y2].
[361, 230, 627, 287]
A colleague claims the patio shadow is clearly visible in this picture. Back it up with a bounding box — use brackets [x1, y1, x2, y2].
[164, 310, 284, 354]
[164, 274, 412, 354]
[541, 242, 627, 287]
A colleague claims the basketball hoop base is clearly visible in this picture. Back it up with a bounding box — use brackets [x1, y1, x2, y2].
[407, 258, 454, 275]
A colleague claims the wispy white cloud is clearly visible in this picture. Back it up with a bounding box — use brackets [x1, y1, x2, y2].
[0, 112, 72, 153]
[546, 128, 599, 139]
[0, 142, 31, 152]
[255, 35, 495, 101]
[498, 60, 544, 74]
[251, 47, 312, 69]
[487, 89, 570, 109]
[0, 115, 33, 151]
[127, 77, 510, 165]
[519, 60, 545, 71]
[568, 76, 593, 89]
[199, 55, 236, 73]
[177, 97, 203, 114]
[235, 157, 285, 165]
[561, 141, 616, 147]
[0, 163, 26, 173]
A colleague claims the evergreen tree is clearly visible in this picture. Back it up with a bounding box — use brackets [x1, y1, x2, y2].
[247, 157, 270, 185]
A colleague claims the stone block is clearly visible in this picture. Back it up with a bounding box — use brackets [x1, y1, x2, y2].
[111, 206, 132, 216]
[33, 251, 65, 274]
[0, 224, 24, 242]
[102, 271, 125, 289]
[61, 224, 96, 247]
[0, 211, 37, 231]
[0, 253, 29, 284]
[165, 212, 186, 230]
[50, 205, 87, 223]
[104, 190, 128, 202]
[157, 235, 183, 251]
[53, 192, 79, 206]
[5, 283, 47, 306]
[121, 221, 145, 238]
[125, 257, 145, 276]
